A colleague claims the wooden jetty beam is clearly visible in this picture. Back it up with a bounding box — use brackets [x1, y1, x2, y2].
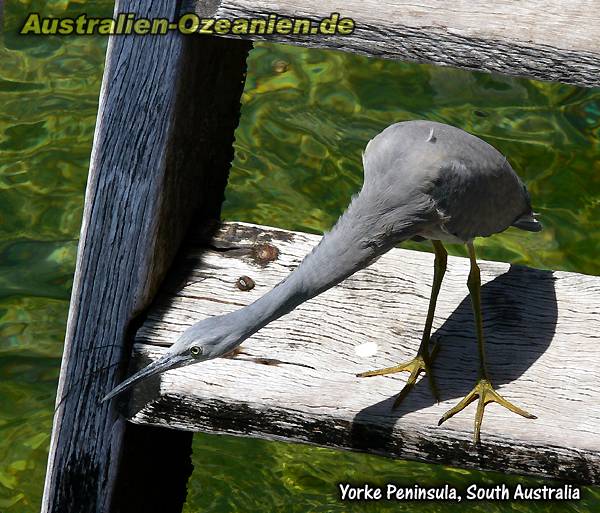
[41, 1, 252, 511]
[126, 221, 600, 483]
[188, 0, 600, 88]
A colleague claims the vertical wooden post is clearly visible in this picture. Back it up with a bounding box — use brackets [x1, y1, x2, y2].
[41, 1, 251, 511]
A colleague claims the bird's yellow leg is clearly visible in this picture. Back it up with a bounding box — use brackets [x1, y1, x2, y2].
[357, 240, 447, 407]
[438, 242, 536, 443]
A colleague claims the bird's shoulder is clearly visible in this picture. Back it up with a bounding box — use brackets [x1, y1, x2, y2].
[362, 120, 532, 241]
[363, 120, 507, 180]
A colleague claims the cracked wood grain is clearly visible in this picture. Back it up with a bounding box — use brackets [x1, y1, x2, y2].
[126, 221, 600, 483]
[187, 0, 600, 87]
[41, 1, 251, 510]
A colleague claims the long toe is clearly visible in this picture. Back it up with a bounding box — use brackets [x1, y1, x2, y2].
[438, 379, 536, 444]
[392, 366, 422, 408]
[488, 388, 537, 419]
[438, 387, 479, 426]
[356, 361, 413, 378]
[357, 350, 439, 408]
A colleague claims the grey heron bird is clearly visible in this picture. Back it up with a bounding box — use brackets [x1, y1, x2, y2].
[103, 120, 542, 443]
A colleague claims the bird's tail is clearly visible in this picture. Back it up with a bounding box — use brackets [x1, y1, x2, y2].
[512, 212, 542, 232]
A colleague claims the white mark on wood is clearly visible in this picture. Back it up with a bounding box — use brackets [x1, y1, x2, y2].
[355, 341, 379, 357]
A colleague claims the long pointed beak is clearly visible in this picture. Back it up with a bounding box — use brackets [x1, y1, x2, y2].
[101, 353, 186, 403]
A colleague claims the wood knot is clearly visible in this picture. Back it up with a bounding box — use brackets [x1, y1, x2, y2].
[272, 59, 289, 73]
[236, 275, 255, 291]
[252, 243, 279, 265]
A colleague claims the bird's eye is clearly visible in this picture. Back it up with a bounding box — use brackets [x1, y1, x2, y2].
[190, 346, 203, 358]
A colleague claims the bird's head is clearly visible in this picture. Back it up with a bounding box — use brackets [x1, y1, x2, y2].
[102, 314, 240, 402]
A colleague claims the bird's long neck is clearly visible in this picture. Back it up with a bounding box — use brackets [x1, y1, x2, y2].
[225, 187, 427, 346]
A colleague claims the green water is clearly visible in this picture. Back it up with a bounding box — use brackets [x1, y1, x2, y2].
[1, 2, 599, 512]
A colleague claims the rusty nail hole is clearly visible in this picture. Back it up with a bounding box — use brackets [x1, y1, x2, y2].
[252, 243, 279, 265]
[236, 275, 255, 291]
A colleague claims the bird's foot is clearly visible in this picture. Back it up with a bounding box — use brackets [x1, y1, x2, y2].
[356, 341, 440, 407]
[438, 378, 536, 444]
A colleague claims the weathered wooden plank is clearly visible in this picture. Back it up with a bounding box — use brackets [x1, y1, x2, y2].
[41, 1, 251, 510]
[188, 0, 600, 87]
[126, 221, 600, 483]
